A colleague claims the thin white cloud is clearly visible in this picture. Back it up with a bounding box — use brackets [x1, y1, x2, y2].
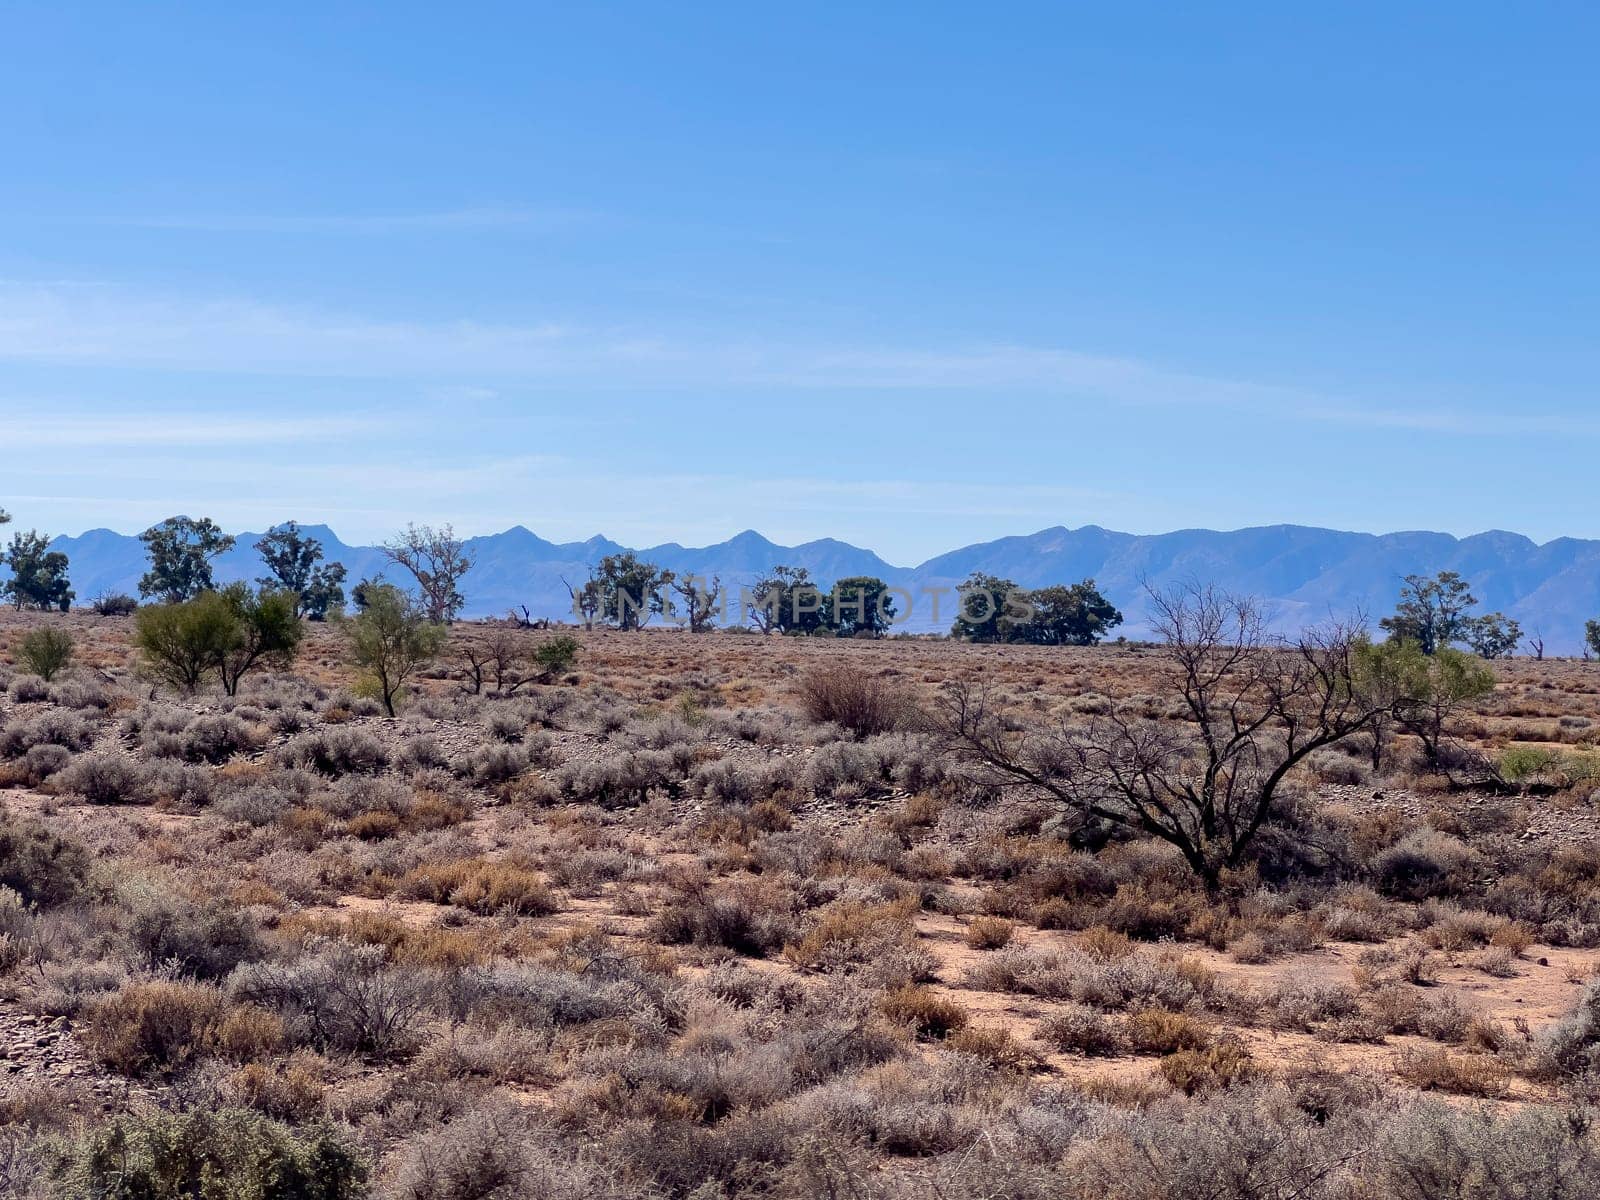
[118, 207, 597, 234]
[1, 413, 386, 448]
[0, 280, 1585, 437]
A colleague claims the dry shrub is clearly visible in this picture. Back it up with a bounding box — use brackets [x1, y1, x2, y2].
[281, 911, 496, 969]
[965, 915, 1016, 950]
[649, 883, 796, 957]
[1158, 1038, 1257, 1095]
[946, 1025, 1043, 1070]
[232, 941, 432, 1058]
[964, 943, 1220, 1013]
[1354, 941, 1439, 988]
[1126, 1007, 1212, 1054]
[879, 985, 969, 1040]
[84, 981, 283, 1077]
[1369, 1102, 1600, 1198]
[1536, 978, 1600, 1080]
[1037, 1003, 1122, 1057]
[783, 896, 921, 972]
[796, 663, 902, 737]
[1077, 926, 1137, 960]
[347, 810, 403, 840]
[400, 859, 558, 917]
[1395, 1047, 1511, 1097]
[1490, 921, 1536, 956]
[408, 790, 473, 831]
[1468, 946, 1518, 977]
[1371, 830, 1480, 900]
[225, 1055, 327, 1121]
[52, 753, 151, 804]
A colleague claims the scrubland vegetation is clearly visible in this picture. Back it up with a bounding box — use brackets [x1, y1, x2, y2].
[5, 528, 1600, 1195]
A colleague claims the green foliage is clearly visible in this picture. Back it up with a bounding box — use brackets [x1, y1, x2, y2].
[591, 551, 674, 631]
[342, 583, 447, 716]
[668, 572, 723, 632]
[950, 574, 1122, 645]
[17, 626, 74, 681]
[532, 633, 579, 678]
[1380, 570, 1475, 653]
[949, 573, 1021, 641]
[2, 529, 74, 611]
[1498, 744, 1567, 782]
[1354, 637, 1496, 769]
[91, 591, 139, 616]
[48, 1107, 364, 1200]
[0, 809, 91, 907]
[746, 565, 825, 635]
[135, 592, 241, 691]
[215, 584, 304, 695]
[134, 585, 302, 694]
[1587, 619, 1600, 661]
[1464, 612, 1522, 660]
[138, 516, 236, 603]
[1013, 581, 1122, 645]
[820, 576, 897, 637]
[255, 521, 347, 620]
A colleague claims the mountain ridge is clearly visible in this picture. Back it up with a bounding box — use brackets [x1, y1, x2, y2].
[20, 521, 1600, 651]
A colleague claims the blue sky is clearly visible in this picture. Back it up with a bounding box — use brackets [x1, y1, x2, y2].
[3, 3, 1598, 563]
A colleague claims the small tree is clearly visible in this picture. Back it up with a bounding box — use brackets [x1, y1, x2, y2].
[562, 574, 602, 630]
[1588, 620, 1600, 661]
[1357, 639, 1496, 773]
[950, 573, 1021, 642]
[937, 585, 1393, 889]
[91, 591, 139, 617]
[215, 584, 303, 696]
[669, 573, 723, 632]
[255, 522, 347, 620]
[591, 552, 674, 631]
[134, 591, 242, 692]
[747, 565, 824, 635]
[381, 524, 473, 623]
[343, 584, 446, 717]
[821, 576, 897, 637]
[1013, 580, 1122, 646]
[1379, 571, 1477, 655]
[2, 529, 73, 611]
[17, 627, 74, 681]
[139, 516, 235, 603]
[1464, 612, 1522, 660]
[133, 585, 301, 695]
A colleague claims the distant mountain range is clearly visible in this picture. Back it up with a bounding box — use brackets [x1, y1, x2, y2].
[23, 522, 1600, 652]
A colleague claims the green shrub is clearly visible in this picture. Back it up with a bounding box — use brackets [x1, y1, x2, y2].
[134, 585, 301, 695]
[48, 1106, 363, 1200]
[533, 633, 580, 678]
[1499, 744, 1567, 782]
[91, 591, 139, 617]
[0, 811, 91, 907]
[16, 627, 73, 681]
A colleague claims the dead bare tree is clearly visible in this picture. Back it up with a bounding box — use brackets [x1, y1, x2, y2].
[934, 584, 1392, 889]
[507, 605, 548, 629]
[456, 629, 534, 695]
[381, 524, 473, 623]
